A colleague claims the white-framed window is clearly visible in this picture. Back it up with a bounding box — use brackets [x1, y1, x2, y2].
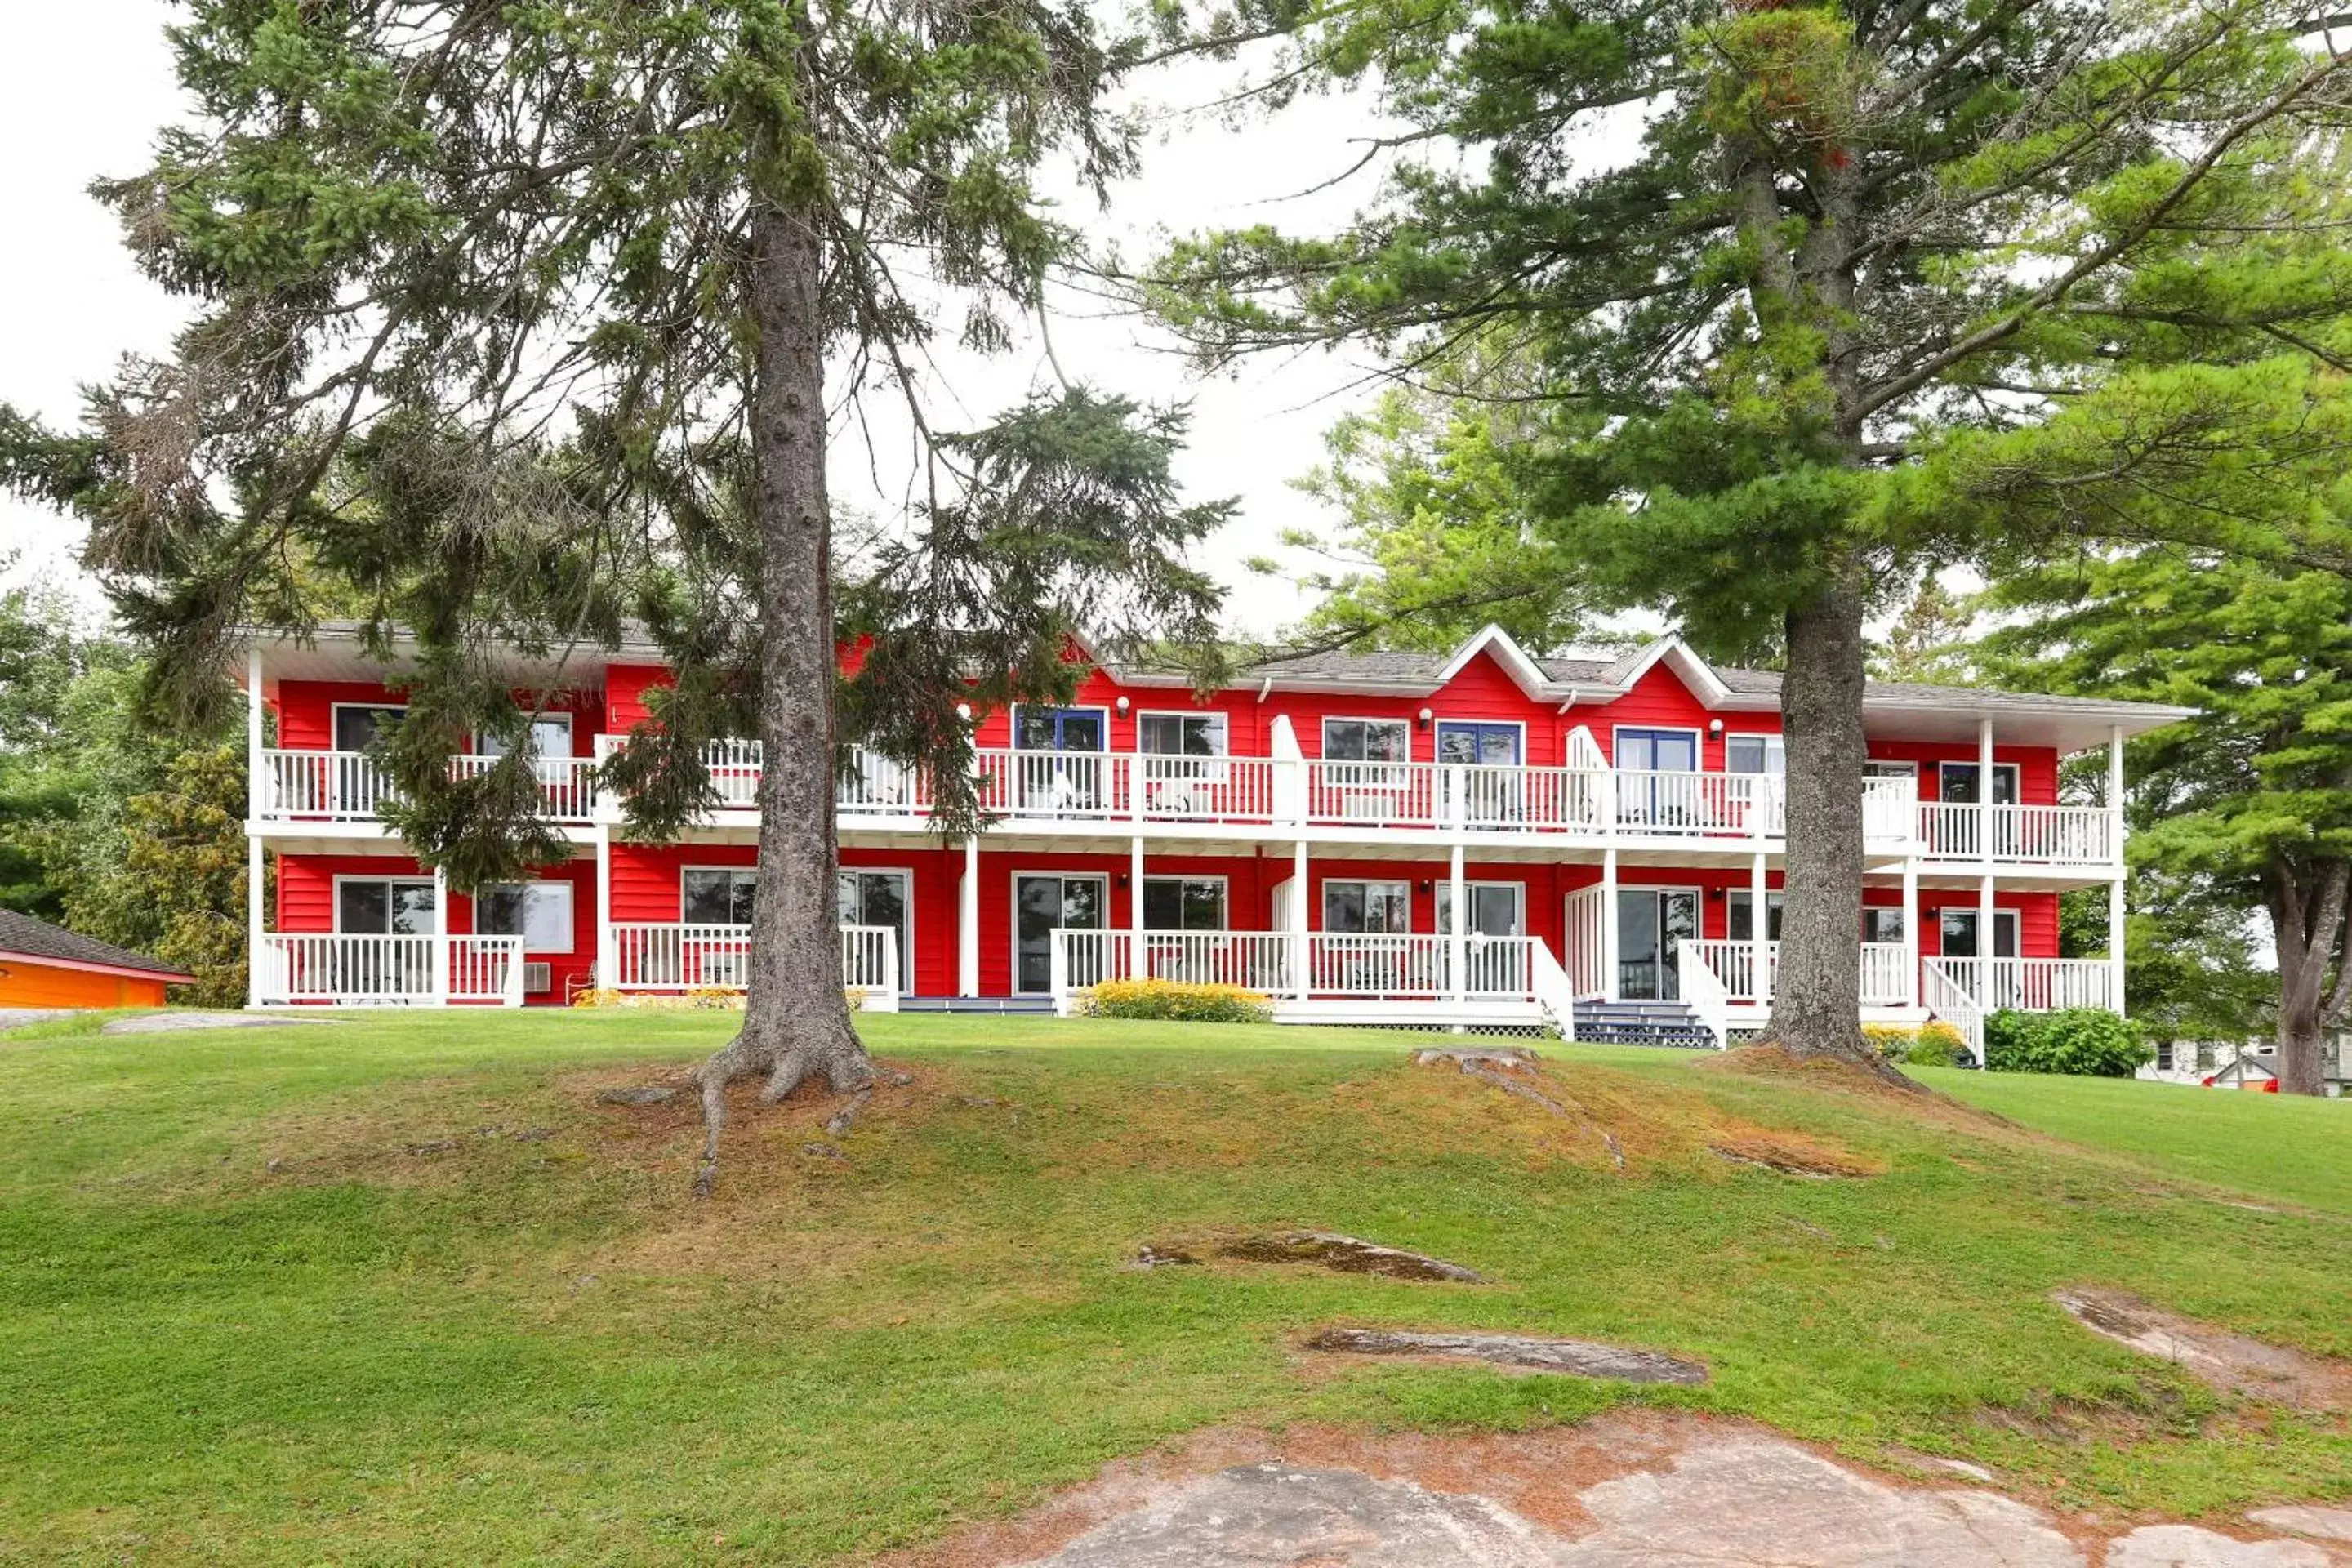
[1143, 876, 1227, 931]
[1725, 734, 1785, 776]
[1436, 881, 1525, 936]
[1323, 880, 1411, 933]
[1939, 907, 2019, 958]
[477, 711, 574, 760]
[334, 875, 437, 934]
[332, 703, 408, 753]
[1138, 712, 1227, 756]
[1862, 906, 1907, 945]
[1727, 889, 1784, 942]
[1937, 761, 2020, 805]
[1322, 718, 1412, 764]
[1863, 759, 1918, 780]
[476, 880, 575, 951]
[682, 866, 758, 926]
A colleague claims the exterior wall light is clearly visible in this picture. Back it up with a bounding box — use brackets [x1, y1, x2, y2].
[1416, 706, 1434, 727]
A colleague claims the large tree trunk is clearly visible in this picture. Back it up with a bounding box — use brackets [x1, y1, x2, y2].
[1754, 567, 1880, 1069]
[690, 193, 873, 1192]
[2269, 859, 2348, 1097]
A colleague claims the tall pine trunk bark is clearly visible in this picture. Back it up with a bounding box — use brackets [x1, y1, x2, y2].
[2270, 860, 2348, 1096]
[1756, 567, 1876, 1066]
[691, 192, 873, 1187]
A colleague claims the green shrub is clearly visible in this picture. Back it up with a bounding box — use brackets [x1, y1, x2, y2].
[1077, 978, 1274, 1024]
[1902, 1021, 1966, 1067]
[1982, 1008, 2151, 1076]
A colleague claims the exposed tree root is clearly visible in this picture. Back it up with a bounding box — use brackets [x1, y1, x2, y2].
[1735, 1035, 1922, 1093]
[692, 1015, 876, 1199]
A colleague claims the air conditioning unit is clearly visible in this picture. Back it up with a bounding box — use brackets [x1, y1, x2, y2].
[522, 961, 552, 993]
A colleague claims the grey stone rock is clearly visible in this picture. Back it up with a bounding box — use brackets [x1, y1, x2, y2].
[2105, 1526, 2333, 1566]
[1014, 1463, 1571, 1567]
[1217, 1232, 1485, 1282]
[1557, 1434, 2083, 1566]
[2249, 1507, 2352, 1544]
[1307, 1326, 1707, 1386]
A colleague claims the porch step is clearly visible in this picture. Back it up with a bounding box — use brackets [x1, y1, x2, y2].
[1570, 1000, 1718, 1050]
[897, 996, 1059, 1015]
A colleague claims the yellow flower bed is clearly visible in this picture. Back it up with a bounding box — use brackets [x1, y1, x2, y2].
[1075, 978, 1274, 1024]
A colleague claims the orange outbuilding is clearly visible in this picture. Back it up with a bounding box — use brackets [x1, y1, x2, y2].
[0, 910, 193, 1009]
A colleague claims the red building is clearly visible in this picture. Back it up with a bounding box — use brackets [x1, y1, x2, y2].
[238, 624, 2186, 1051]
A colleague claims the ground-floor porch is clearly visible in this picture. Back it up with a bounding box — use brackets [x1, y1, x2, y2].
[245, 837, 2118, 1054]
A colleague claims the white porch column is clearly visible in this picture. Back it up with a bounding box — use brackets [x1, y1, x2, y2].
[1977, 716, 1997, 859]
[1901, 858, 1921, 1009]
[2109, 724, 2127, 1015]
[246, 645, 264, 820]
[1293, 840, 1310, 1001]
[595, 824, 615, 988]
[1749, 850, 1769, 1002]
[958, 838, 979, 996]
[244, 645, 265, 1009]
[1449, 841, 1468, 1009]
[246, 836, 265, 1008]
[431, 864, 451, 1004]
[1977, 716, 1997, 988]
[1601, 848, 1620, 1002]
[1129, 835, 1146, 979]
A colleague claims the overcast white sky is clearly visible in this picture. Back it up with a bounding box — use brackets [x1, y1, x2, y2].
[0, 2, 1406, 637]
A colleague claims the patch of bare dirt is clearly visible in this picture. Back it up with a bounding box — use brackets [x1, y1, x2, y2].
[1709, 1133, 1885, 1179]
[2055, 1288, 2352, 1414]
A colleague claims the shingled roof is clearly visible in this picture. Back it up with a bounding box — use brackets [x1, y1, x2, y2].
[0, 911, 193, 982]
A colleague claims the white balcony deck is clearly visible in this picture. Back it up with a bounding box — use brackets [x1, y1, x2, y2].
[604, 923, 902, 1012]
[252, 934, 527, 1006]
[252, 740, 2118, 873]
[258, 750, 600, 826]
[1677, 938, 2116, 1052]
[1045, 928, 1579, 1031]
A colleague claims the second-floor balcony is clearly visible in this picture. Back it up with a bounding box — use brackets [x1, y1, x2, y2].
[251, 738, 2121, 869]
[260, 749, 602, 825]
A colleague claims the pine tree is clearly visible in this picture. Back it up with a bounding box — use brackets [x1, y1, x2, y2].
[1147, 0, 2352, 1067]
[1992, 546, 2352, 1094]
[0, 0, 1229, 1187]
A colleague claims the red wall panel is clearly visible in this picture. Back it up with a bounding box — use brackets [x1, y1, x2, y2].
[274, 850, 599, 1003]
[275, 679, 605, 755]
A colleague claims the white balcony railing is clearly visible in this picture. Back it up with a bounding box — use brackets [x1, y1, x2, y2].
[258, 749, 598, 823]
[260, 750, 395, 822]
[256, 736, 2119, 869]
[1918, 802, 2115, 866]
[448, 753, 600, 822]
[1680, 939, 1914, 1009]
[605, 922, 901, 1009]
[1049, 929, 1545, 1013]
[252, 933, 525, 1005]
[1928, 956, 2116, 1014]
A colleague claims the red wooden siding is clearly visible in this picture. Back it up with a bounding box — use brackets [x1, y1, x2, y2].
[274, 679, 606, 755]
[274, 850, 599, 1002]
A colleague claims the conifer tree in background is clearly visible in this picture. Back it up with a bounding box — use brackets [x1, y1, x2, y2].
[1990, 548, 2352, 1094]
[1148, 0, 2352, 1067]
[0, 0, 1230, 1187]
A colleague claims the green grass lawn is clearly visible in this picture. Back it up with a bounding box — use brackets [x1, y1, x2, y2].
[2, 1009, 2346, 1566]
